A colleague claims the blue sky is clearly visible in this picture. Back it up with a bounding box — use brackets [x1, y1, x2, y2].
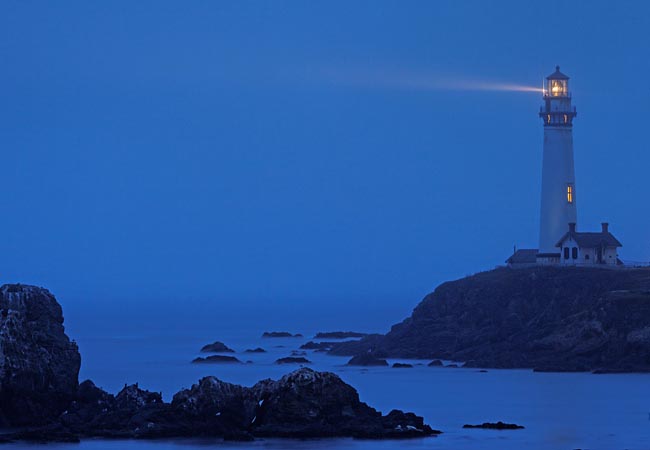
[1, 1, 649, 328]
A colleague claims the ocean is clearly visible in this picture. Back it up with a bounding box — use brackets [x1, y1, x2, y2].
[5, 311, 650, 450]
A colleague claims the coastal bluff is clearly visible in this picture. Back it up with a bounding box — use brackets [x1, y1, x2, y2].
[0, 284, 81, 426]
[331, 266, 650, 372]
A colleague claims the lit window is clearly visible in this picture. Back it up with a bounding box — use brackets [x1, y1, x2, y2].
[564, 114, 568, 123]
[547, 114, 551, 124]
[567, 184, 574, 203]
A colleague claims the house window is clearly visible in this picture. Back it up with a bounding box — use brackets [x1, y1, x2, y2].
[572, 247, 578, 259]
[564, 247, 570, 259]
[585, 254, 590, 260]
[567, 184, 574, 203]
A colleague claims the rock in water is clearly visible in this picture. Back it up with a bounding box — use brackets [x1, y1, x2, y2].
[7, 368, 439, 441]
[275, 357, 311, 364]
[463, 421, 524, 430]
[392, 363, 413, 368]
[262, 331, 302, 338]
[332, 267, 650, 372]
[192, 355, 242, 364]
[244, 347, 266, 353]
[251, 368, 438, 438]
[0, 284, 81, 426]
[200, 341, 235, 353]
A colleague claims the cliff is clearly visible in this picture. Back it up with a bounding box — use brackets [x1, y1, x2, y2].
[0, 284, 81, 426]
[331, 267, 650, 372]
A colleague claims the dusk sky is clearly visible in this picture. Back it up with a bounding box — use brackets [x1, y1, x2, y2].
[2, 1, 649, 329]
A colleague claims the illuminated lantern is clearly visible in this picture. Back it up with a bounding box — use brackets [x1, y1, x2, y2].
[537, 66, 578, 264]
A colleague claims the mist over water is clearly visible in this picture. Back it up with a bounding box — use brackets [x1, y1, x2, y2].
[8, 319, 650, 450]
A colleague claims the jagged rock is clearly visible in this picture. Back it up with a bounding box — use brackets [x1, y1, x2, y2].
[4, 368, 439, 442]
[314, 331, 369, 339]
[200, 341, 235, 353]
[251, 368, 438, 438]
[171, 376, 265, 432]
[244, 347, 266, 353]
[275, 357, 311, 364]
[333, 267, 650, 372]
[192, 355, 242, 364]
[0, 284, 81, 426]
[347, 354, 388, 367]
[463, 421, 524, 430]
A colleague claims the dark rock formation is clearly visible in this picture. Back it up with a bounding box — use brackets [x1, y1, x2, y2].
[332, 267, 650, 372]
[428, 360, 443, 367]
[275, 357, 311, 364]
[244, 347, 266, 353]
[192, 355, 242, 364]
[0, 284, 81, 426]
[314, 331, 369, 339]
[249, 369, 439, 438]
[347, 354, 389, 367]
[463, 421, 524, 430]
[290, 350, 307, 356]
[392, 363, 413, 368]
[200, 341, 235, 353]
[262, 332, 302, 338]
[4, 368, 440, 442]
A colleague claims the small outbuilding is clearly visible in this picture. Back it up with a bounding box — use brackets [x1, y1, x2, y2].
[555, 222, 622, 266]
[505, 249, 539, 268]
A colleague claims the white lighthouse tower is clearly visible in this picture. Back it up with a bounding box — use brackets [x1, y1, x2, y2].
[537, 66, 578, 264]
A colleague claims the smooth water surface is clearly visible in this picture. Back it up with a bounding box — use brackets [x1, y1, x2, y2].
[5, 318, 650, 450]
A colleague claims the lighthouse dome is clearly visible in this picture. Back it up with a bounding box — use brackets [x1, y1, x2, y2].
[547, 65, 569, 80]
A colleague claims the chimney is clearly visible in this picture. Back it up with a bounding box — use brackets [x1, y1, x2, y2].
[569, 222, 576, 233]
[602, 222, 609, 233]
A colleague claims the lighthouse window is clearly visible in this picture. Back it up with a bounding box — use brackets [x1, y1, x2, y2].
[564, 114, 568, 124]
[547, 114, 551, 124]
[567, 184, 574, 203]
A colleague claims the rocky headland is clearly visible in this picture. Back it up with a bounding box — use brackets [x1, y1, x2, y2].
[0, 284, 438, 442]
[0, 284, 81, 426]
[331, 266, 650, 372]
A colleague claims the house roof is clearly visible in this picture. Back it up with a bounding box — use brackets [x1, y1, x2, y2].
[506, 249, 538, 264]
[547, 65, 569, 80]
[555, 231, 622, 248]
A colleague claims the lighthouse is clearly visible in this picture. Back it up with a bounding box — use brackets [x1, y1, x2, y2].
[505, 67, 623, 268]
[536, 66, 578, 264]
